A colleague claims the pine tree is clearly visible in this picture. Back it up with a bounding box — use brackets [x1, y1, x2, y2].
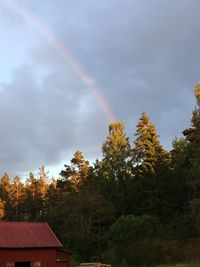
[133, 112, 167, 175]
[11, 176, 24, 220]
[102, 122, 131, 159]
[45, 178, 58, 227]
[57, 151, 114, 259]
[182, 83, 200, 200]
[132, 113, 170, 219]
[0, 173, 13, 219]
[0, 199, 5, 220]
[0, 172, 11, 200]
[167, 138, 190, 215]
[96, 121, 133, 216]
[38, 165, 49, 198]
[60, 150, 91, 191]
[24, 170, 48, 221]
[101, 121, 132, 180]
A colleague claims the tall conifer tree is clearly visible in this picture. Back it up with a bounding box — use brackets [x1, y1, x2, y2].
[183, 83, 200, 199]
[133, 113, 170, 219]
[0, 173, 13, 219]
[96, 122, 133, 216]
[134, 112, 166, 175]
[60, 150, 91, 191]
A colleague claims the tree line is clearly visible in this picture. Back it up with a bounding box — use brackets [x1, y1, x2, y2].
[1, 84, 200, 266]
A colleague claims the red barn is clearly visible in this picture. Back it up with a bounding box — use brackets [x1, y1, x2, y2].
[0, 222, 72, 267]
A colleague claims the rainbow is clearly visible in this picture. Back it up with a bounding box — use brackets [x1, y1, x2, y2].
[6, 0, 115, 122]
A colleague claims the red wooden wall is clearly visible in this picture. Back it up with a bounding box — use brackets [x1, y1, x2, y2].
[0, 248, 71, 267]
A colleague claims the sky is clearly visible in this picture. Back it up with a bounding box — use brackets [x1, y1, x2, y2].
[0, 0, 199, 178]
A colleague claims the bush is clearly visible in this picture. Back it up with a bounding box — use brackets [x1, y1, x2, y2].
[107, 214, 164, 266]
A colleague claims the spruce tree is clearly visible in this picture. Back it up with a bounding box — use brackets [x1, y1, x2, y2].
[101, 121, 132, 180]
[96, 121, 133, 216]
[59, 150, 91, 191]
[133, 113, 170, 219]
[182, 83, 200, 199]
[134, 112, 167, 175]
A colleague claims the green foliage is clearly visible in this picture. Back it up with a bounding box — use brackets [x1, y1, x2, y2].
[107, 215, 164, 265]
[131, 113, 174, 220]
[59, 150, 92, 192]
[95, 121, 133, 217]
[134, 112, 168, 175]
[165, 213, 196, 240]
[109, 214, 162, 242]
[2, 83, 200, 265]
[102, 122, 131, 160]
[182, 84, 200, 201]
[190, 199, 200, 236]
[194, 82, 200, 107]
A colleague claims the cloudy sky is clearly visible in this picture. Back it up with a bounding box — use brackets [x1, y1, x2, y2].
[0, 0, 199, 177]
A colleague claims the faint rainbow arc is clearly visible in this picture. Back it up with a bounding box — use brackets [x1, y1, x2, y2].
[7, 0, 115, 122]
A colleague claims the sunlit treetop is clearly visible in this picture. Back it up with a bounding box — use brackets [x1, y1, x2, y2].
[194, 82, 200, 107]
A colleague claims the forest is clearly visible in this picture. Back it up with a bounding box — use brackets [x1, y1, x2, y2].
[1, 84, 200, 266]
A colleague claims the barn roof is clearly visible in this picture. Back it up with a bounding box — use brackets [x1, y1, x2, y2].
[0, 222, 63, 248]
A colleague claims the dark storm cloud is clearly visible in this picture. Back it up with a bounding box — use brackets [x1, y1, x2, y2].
[0, 63, 107, 175]
[1, 0, 200, 175]
[52, 0, 199, 145]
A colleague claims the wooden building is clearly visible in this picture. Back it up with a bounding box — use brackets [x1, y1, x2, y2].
[0, 222, 71, 267]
